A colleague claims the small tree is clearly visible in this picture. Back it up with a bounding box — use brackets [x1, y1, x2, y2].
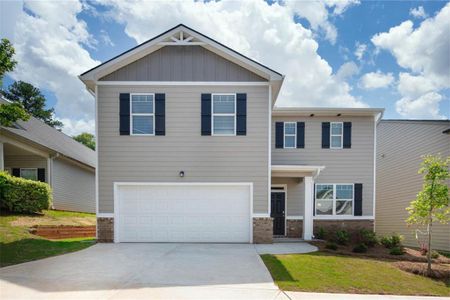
[0, 102, 29, 127]
[73, 132, 95, 150]
[406, 154, 450, 275]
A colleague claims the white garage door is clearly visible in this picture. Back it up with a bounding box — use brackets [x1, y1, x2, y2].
[115, 183, 252, 243]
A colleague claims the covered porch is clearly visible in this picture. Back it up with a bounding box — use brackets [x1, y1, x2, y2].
[271, 165, 325, 241]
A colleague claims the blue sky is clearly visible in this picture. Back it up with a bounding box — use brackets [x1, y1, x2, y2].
[1, 0, 449, 135]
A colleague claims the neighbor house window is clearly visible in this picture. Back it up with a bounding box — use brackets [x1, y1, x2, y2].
[330, 122, 343, 149]
[315, 184, 353, 215]
[284, 122, 296, 148]
[20, 168, 37, 181]
[212, 94, 236, 135]
[131, 94, 154, 135]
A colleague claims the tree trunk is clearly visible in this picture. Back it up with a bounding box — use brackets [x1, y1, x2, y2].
[427, 220, 432, 275]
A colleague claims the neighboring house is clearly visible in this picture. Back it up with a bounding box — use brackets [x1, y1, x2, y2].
[79, 24, 382, 243]
[0, 97, 96, 213]
[376, 120, 450, 251]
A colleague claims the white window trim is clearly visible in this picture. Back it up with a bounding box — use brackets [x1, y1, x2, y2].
[315, 183, 354, 216]
[330, 122, 343, 149]
[20, 168, 38, 181]
[283, 122, 296, 149]
[130, 93, 155, 136]
[211, 93, 237, 136]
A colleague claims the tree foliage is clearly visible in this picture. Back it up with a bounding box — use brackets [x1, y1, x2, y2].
[1, 81, 63, 129]
[0, 102, 30, 127]
[73, 132, 95, 150]
[0, 38, 17, 86]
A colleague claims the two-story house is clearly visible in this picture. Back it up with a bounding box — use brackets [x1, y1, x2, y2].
[80, 24, 383, 243]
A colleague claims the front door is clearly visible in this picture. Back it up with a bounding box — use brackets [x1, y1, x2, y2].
[271, 192, 285, 236]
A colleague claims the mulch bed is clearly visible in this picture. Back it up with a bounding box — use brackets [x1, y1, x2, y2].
[393, 261, 450, 280]
[29, 225, 96, 239]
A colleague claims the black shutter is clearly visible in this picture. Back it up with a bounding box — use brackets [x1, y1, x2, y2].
[354, 183, 363, 216]
[236, 93, 247, 136]
[275, 122, 284, 148]
[296, 122, 305, 148]
[322, 122, 330, 148]
[12, 168, 20, 177]
[119, 93, 130, 135]
[343, 122, 352, 148]
[201, 94, 212, 136]
[37, 168, 45, 182]
[313, 183, 316, 216]
[155, 93, 165, 136]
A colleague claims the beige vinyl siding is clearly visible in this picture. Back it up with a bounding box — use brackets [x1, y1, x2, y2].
[100, 46, 266, 82]
[52, 158, 95, 213]
[97, 85, 269, 213]
[4, 155, 47, 181]
[272, 177, 304, 216]
[272, 116, 375, 216]
[376, 120, 450, 251]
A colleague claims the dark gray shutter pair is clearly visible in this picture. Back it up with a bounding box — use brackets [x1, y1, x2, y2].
[119, 93, 165, 135]
[321, 122, 352, 148]
[312, 183, 363, 216]
[275, 122, 305, 148]
[11, 168, 45, 182]
[201, 93, 247, 136]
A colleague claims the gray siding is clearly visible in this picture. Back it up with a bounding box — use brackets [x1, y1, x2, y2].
[272, 177, 304, 216]
[97, 85, 269, 213]
[272, 116, 375, 216]
[100, 46, 266, 82]
[376, 120, 450, 251]
[52, 158, 95, 213]
[4, 155, 48, 181]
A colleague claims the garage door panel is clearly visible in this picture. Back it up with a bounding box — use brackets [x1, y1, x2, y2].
[117, 184, 251, 243]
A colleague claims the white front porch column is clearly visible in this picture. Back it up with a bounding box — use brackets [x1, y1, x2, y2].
[303, 176, 314, 240]
[0, 142, 4, 171]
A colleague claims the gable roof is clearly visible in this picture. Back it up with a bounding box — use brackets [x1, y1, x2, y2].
[1, 97, 95, 168]
[79, 24, 284, 101]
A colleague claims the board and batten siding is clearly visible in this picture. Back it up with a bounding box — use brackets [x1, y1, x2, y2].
[272, 116, 375, 216]
[376, 120, 450, 251]
[100, 46, 266, 82]
[52, 158, 95, 213]
[97, 85, 269, 214]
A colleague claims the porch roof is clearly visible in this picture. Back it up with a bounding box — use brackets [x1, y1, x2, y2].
[271, 165, 325, 178]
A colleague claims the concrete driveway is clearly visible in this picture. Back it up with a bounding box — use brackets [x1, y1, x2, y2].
[0, 243, 300, 300]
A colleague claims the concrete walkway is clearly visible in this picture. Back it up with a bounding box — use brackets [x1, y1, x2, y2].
[285, 292, 447, 300]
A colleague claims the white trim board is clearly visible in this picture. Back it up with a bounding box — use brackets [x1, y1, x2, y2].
[113, 182, 254, 243]
[96, 81, 270, 86]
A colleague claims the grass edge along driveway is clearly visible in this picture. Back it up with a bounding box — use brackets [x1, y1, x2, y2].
[261, 252, 449, 296]
[0, 210, 96, 267]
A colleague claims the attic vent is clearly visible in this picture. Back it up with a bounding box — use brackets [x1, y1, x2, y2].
[158, 31, 206, 46]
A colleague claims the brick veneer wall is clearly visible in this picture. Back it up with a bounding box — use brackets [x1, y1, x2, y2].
[286, 219, 303, 238]
[253, 217, 273, 244]
[97, 217, 114, 242]
[314, 219, 374, 241]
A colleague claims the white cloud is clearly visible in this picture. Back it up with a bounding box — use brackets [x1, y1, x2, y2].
[359, 71, 394, 89]
[372, 3, 450, 118]
[4, 1, 99, 135]
[409, 6, 427, 19]
[336, 61, 359, 81]
[100, 29, 114, 47]
[96, 0, 366, 108]
[59, 118, 96, 136]
[354, 42, 367, 61]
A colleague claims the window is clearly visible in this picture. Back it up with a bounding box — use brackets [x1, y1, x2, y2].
[315, 184, 353, 216]
[330, 122, 343, 149]
[20, 168, 38, 181]
[131, 94, 154, 135]
[212, 94, 236, 135]
[284, 122, 296, 148]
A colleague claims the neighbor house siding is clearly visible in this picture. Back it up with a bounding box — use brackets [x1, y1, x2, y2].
[97, 85, 269, 214]
[272, 116, 375, 216]
[100, 46, 266, 82]
[52, 157, 95, 213]
[376, 120, 450, 251]
[4, 155, 47, 181]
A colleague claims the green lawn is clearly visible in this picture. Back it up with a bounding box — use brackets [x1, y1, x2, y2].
[261, 252, 450, 296]
[0, 210, 96, 267]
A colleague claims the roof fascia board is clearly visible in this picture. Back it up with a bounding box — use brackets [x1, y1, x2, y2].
[272, 107, 385, 117]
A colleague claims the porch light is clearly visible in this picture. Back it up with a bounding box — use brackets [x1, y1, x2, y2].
[179, 171, 185, 177]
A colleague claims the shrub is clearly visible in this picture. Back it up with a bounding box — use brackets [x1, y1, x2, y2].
[325, 242, 338, 250]
[381, 233, 403, 249]
[389, 246, 404, 255]
[353, 243, 368, 253]
[315, 227, 326, 240]
[431, 250, 439, 259]
[335, 230, 350, 245]
[0, 171, 52, 213]
[359, 229, 378, 247]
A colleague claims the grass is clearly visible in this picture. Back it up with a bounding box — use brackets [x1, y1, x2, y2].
[0, 210, 96, 267]
[261, 252, 450, 296]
